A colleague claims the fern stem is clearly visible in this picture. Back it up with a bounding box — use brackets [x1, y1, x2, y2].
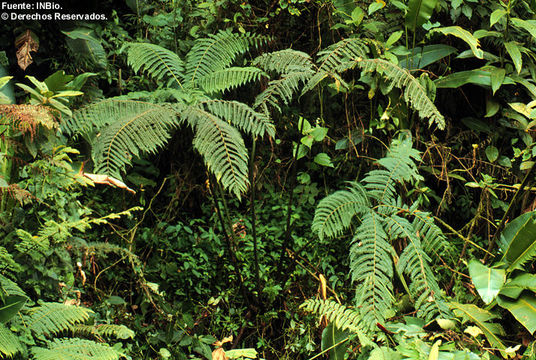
[484, 162, 536, 262]
[249, 137, 262, 302]
[276, 117, 305, 282]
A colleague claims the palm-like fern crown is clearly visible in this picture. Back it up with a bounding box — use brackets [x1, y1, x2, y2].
[312, 133, 450, 333]
[65, 30, 273, 199]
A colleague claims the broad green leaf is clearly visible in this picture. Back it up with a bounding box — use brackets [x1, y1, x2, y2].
[0, 76, 12, 90]
[314, 153, 334, 167]
[498, 211, 536, 272]
[405, 0, 439, 33]
[0, 64, 14, 104]
[500, 273, 536, 299]
[0, 296, 27, 323]
[226, 348, 257, 359]
[44, 70, 74, 92]
[310, 127, 328, 141]
[497, 294, 536, 334]
[468, 260, 505, 304]
[429, 340, 440, 360]
[321, 323, 349, 360]
[450, 302, 506, 357]
[510, 18, 536, 40]
[435, 69, 515, 89]
[504, 41, 522, 74]
[485, 146, 499, 162]
[369, 347, 401, 360]
[490, 67, 505, 95]
[398, 45, 457, 70]
[490, 9, 507, 27]
[433, 26, 483, 59]
[386, 31, 404, 48]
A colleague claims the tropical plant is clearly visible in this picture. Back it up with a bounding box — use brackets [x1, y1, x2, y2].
[62, 30, 274, 199]
[311, 132, 450, 332]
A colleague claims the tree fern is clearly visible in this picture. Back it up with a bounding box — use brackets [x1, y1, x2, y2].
[31, 339, 120, 360]
[312, 133, 451, 332]
[123, 42, 184, 89]
[27, 303, 93, 337]
[351, 211, 394, 330]
[254, 69, 314, 113]
[197, 67, 266, 94]
[184, 30, 269, 85]
[0, 323, 22, 358]
[356, 58, 445, 129]
[183, 106, 249, 198]
[200, 100, 275, 138]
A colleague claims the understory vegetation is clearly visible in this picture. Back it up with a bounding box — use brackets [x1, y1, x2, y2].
[4, 0, 536, 359]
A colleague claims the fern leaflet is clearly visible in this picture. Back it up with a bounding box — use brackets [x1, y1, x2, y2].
[198, 67, 266, 94]
[32, 339, 120, 360]
[357, 58, 445, 129]
[0, 323, 22, 357]
[27, 303, 93, 337]
[253, 49, 313, 74]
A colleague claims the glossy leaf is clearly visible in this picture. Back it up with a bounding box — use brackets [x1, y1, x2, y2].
[433, 26, 483, 59]
[504, 41, 522, 74]
[498, 211, 536, 272]
[500, 273, 536, 299]
[405, 0, 439, 33]
[321, 323, 349, 360]
[435, 69, 515, 89]
[468, 260, 505, 304]
[0, 296, 27, 323]
[398, 45, 457, 70]
[497, 294, 536, 334]
[490, 67, 505, 95]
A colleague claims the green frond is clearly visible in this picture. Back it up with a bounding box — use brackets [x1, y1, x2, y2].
[387, 215, 450, 321]
[183, 107, 249, 198]
[0, 246, 21, 274]
[198, 67, 266, 94]
[89, 101, 183, 179]
[184, 30, 269, 84]
[72, 324, 135, 340]
[124, 42, 184, 89]
[253, 49, 313, 74]
[200, 100, 275, 138]
[351, 212, 394, 331]
[312, 182, 369, 241]
[63, 98, 183, 137]
[0, 323, 22, 358]
[411, 211, 448, 253]
[357, 58, 445, 129]
[302, 37, 368, 92]
[0, 274, 27, 298]
[253, 69, 313, 112]
[15, 229, 50, 258]
[32, 339, 120, 360]
[27, 303, 93, 337]
[301, 299, 364, 333]
[363, 133, 422, 205]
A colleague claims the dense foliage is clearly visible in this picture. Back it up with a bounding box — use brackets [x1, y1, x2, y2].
[4, 0, 536, 359]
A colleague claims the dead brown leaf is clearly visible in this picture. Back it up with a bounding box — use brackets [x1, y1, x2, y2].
[15, 30, 39, 71]
[83, 173, 136, 194]
[213, 335, 233, 347]
[211, 348, 228, 360]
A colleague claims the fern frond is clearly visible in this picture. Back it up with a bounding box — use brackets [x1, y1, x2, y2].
[200, 100, 275, 138]
[387, 215, 450, 321]
[254, 69, 313, 112]
[253, 49, 313, 74]
[0, 323, 22, 357]
[27, 303, 93, 337]
[357, 58, 445, 129]
[351, 212, 394, 330]
[301, 299, 364, 333]
[0, 246, 21, 274]
[89, 102, 183, 179]
[198, 67, 266, 94]
[363, 133, 422, 205]
[0, 274, 27, 298]
[411, 211, 448, 254]
[302, 37, 368, 93]
[63, 98, 183, 137]
[183, 107, 249, 198]
[312, 182, 369, 241]
[184, 30, 269, 84]
[124, 42, 184, 89]
[32, 339, 120, 360]
[72, 324, 135, 340]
